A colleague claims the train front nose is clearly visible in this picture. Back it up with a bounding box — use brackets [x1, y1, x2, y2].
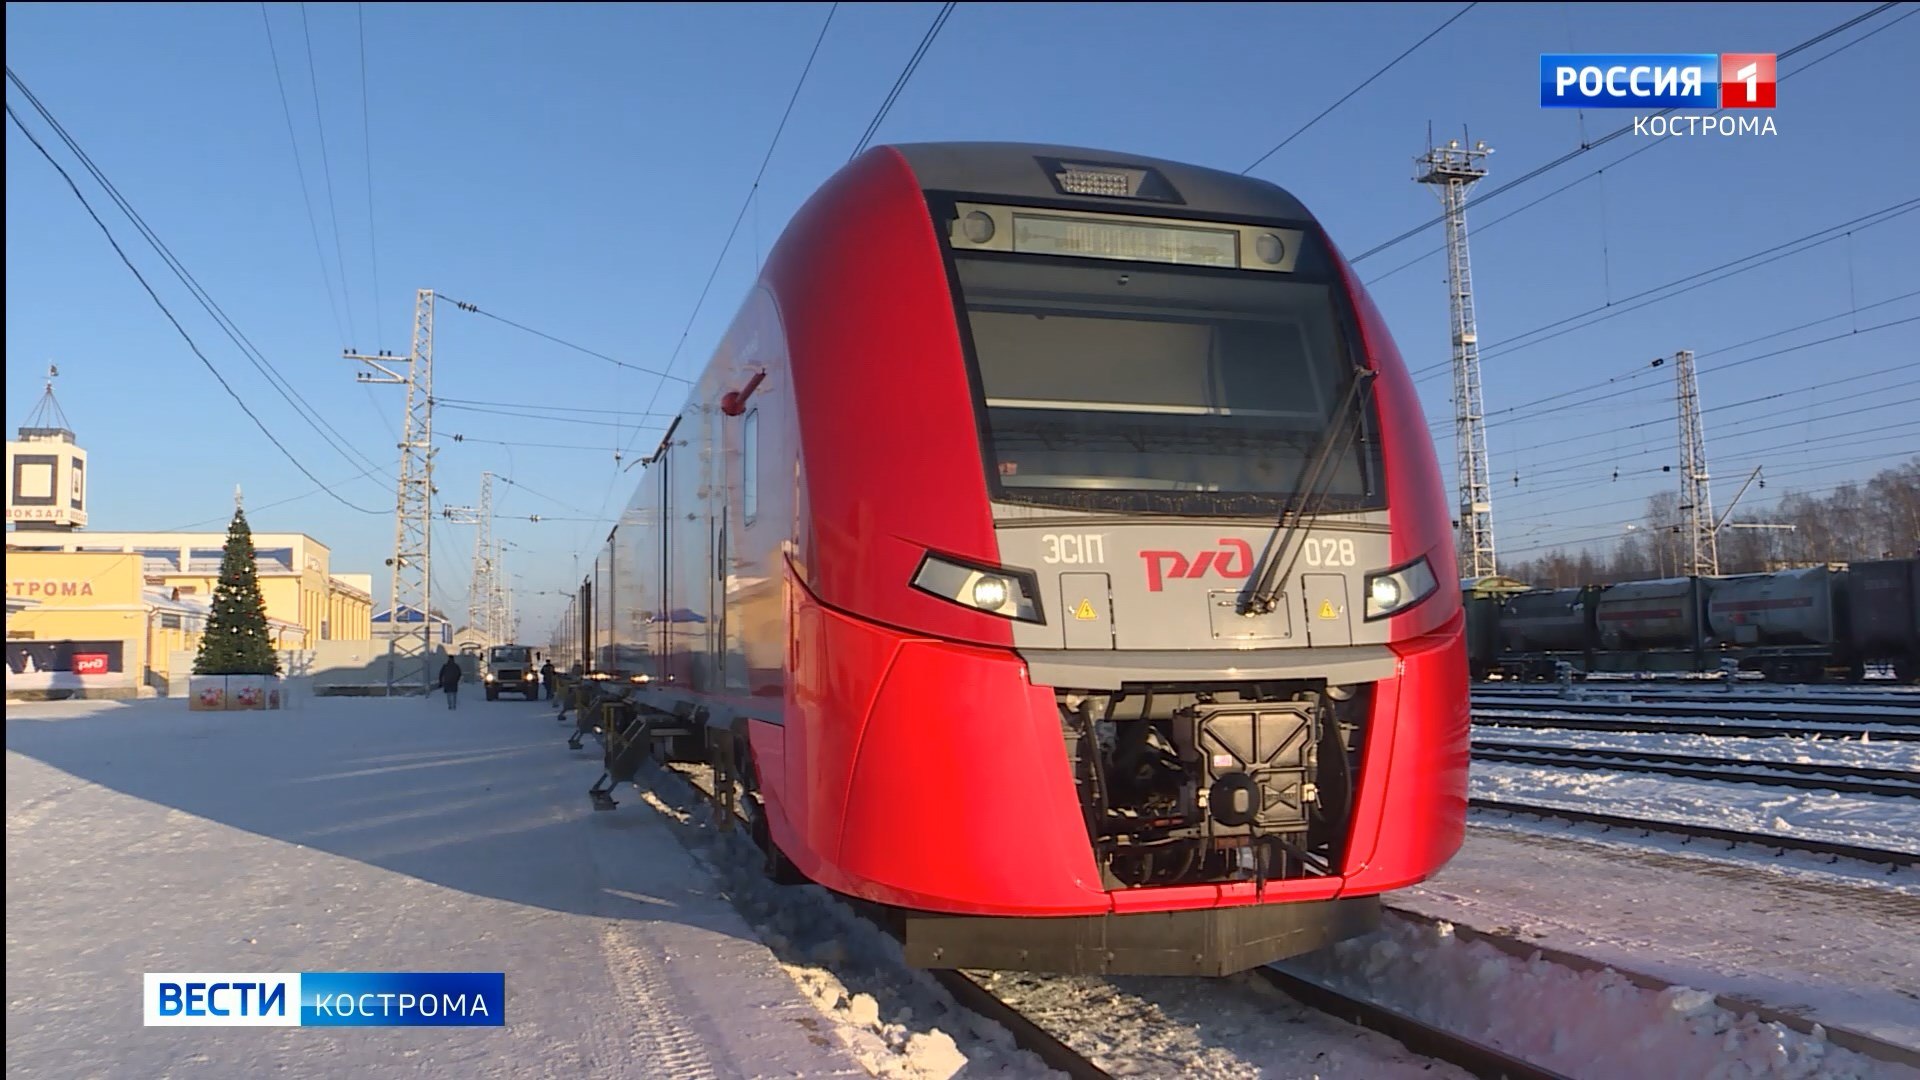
[810, 595, 1468, 916]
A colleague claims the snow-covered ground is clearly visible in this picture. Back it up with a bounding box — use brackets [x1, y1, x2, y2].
[13, 694, 1917, 1080]
[4, 696, 879, 1079]
[1401, 825, 1920, 1055]
[1475, 725, 1920, 771]
[1473, 761, 1920, 856]
[1288, 915, 1920, 1079]
[644, 762, 1496, 1079]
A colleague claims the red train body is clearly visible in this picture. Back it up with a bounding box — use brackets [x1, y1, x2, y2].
[563, 143, 1469, 975]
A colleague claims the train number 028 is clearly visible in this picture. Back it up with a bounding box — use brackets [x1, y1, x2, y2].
[1302, 538, 1356, 567]
[1041, 533, 1105, 565]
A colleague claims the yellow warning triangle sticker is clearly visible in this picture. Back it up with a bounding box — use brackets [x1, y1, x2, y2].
[1074, 599, 1097, 621]
[1318, 599, 1338, 620]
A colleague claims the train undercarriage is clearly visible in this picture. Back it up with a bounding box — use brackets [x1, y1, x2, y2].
[1056, 681, 1372, 891]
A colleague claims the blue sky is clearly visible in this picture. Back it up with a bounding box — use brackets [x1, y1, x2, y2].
[7, 2, 1917, 640]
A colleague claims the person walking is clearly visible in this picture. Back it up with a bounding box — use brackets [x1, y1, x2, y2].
[439, 654, 463, 710]
[540, 659, 556, 702]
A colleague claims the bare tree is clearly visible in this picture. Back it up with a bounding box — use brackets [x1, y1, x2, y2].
[1501, 456, 1920, 585]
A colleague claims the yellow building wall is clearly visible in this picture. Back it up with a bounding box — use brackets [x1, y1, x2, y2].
[5, 552, 178, 689]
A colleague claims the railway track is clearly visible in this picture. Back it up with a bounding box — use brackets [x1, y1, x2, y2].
[646, 755, 1572, 1080]
[1470, 797, 1919, 869]
[1474, 686, 1920, 711]
[1471, 698, 1920, 725]
[1383, 908, 1920, 1075]
[1471, 739, 1920, 799]
[1472, 710, 1920, 741]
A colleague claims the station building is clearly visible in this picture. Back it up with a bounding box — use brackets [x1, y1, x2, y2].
[4, 375, 377, 696]
[5, 536, 373, 696]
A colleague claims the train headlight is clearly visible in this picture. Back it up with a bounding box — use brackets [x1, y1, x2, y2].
[971, 576, 1009, 610]
[912, 552, 1044, 623]
[1364, 555, 1438, 620]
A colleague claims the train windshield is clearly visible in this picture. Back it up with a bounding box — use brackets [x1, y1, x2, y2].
[951, 250, 1384, 516]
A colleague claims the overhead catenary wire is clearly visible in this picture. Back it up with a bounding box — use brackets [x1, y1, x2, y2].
[1363, 0, 1918, 292]
[356, 1, 384, 347]
[1498, 432, 1920, 511]
[1500, 378, 1920, 490]
[1498, 454, 1920, 559]
[296, 1, 359, 344]
[1345, 1, 1906, 265]
[258, 2, 349, 346]
[1446, 317, 1920, 466]
[1363, 3, 1920, 292]
[1429, 290, 1920, 436]
[1429, 300, 1920, 440]
[1411, 199, 1920, 383]
[1242, 2, 1478, 175]
[849, 2, 955, 160]
[5, 64, 393, 486]
[438, 296, 692, 383]
[4, 98, 383, 515]
[585, 1, 845, 548]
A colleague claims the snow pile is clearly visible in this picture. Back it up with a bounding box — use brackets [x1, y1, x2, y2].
[633, 775, 1058, 1079]
[1286, 916, 1919, 1080]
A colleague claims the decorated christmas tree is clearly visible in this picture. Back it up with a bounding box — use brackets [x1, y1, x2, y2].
[192, 500, 282, 676]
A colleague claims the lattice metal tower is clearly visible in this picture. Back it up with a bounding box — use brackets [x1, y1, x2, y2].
[1417, 135, 1498, 578]
[443, 472, 504, 647]
[346, 289, 436, 694]
[1672, 348, 1718, 576]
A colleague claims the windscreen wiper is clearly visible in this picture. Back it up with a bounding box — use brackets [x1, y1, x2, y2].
[1239, 365, 1379, 616]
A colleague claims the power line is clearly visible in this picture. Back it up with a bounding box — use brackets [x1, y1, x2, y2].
[444, 434, 625, 454]
[165, 463, 384, 530]
[357, 1, 384, 347]
[1454, 316, 1920, 465]
[297, 1, 359, 344]
[6, 64, 391, 484]
[1497, 426, 1920, 524]
[1498, 453, 1919, 560]
[436, 402, 660, 430]
[1429, 295, 1920, 437]
[1365, 3, 1920, 292]
[849, 1, 955, 160]
[1413, 199, 1919, 382]
[639, 1, 840, 417]
[1346, 1, 1905, 265]
[258, 2, 348, 345]
[592, 1, 843, 543]
[1242, 3, 1477, 175]
[5, 98, 383, 515]
[438, 295, 692, 383]
[1468, 201, 1913, 369]
[433, 395, 677, 419]
[1505, 382, 1920, 486]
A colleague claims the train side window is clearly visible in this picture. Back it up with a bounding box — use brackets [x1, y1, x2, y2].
[743, 408, 759, 525]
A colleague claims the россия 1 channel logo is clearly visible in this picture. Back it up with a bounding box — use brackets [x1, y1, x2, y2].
[143, 972, 505, 1027]
[1540, 54, 1778, 136]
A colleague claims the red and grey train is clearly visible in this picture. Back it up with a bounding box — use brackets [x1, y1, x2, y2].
[556, 143, 1469, 976]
